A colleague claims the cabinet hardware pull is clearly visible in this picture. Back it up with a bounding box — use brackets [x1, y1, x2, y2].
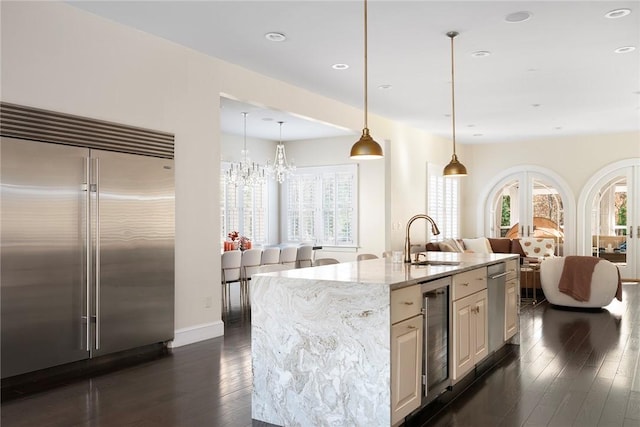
[461, 282, 469, 286]
[407, 325, 416, 330]
[403, 301, 414, 305]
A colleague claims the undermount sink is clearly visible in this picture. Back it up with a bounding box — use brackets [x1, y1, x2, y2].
[411, 260, 461, 266]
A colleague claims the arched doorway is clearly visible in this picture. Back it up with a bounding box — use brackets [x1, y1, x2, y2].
[482, 166, 575, 256]
[578, 159, 640, 281]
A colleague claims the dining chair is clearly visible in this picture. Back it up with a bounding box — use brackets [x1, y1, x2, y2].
[221, 250, 242, 312]
[296, 245, 314, 268]
[313, 258, 339, 266]
[240, 248, 263, 307]
[261, 247, 281, 266]
[279, 246, 298, 268]
[357, 253, 378, 261]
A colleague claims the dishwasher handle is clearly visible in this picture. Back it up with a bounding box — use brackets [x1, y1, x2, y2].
[489, 271, 508, 280]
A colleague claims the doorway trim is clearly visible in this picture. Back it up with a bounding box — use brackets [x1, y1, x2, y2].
[577, 158, 640, 256]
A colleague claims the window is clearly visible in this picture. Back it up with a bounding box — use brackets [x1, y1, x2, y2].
[427, 163, 460, 239]
[220, 162, 268, 244]
[284, 164, 358, 246]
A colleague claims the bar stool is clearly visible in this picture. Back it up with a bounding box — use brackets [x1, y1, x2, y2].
[240, 248, 262, 307]
[221, 250, 241, 312]
[261, 247, 281, 266]
[296, 245, 313, 268]
[279, 246, 298, 268]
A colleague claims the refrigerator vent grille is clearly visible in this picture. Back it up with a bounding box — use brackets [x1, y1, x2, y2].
[0, 102, 174, 159]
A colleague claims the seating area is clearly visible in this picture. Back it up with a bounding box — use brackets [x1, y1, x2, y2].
[425, 236, 558, 291]
[220, 245, 320, 311]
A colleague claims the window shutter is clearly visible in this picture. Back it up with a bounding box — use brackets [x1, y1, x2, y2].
[427, 163, 460, 239]
[284, 164, 358, 246]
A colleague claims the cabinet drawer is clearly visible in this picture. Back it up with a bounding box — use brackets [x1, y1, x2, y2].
[391, 285, 421, 324]
[452, 267, 487, 300]
[506, 259, 518, 281]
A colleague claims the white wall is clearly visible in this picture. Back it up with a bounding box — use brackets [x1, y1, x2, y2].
[464, 132, 640, 237]
[385, 127, 464, 252]
[283, 135, 386, 262]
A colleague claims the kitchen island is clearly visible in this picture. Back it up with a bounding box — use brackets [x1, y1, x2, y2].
[251, 251, 519, 426]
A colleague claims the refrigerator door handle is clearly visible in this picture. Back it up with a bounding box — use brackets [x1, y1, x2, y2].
[95, 158, 101, 350]
[85, 156, 91, 352]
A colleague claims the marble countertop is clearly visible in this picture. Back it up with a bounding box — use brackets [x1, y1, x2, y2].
[256, 251, 518, 290]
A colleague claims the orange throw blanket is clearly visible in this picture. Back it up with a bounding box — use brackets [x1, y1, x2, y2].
[558, 256, 622, 302]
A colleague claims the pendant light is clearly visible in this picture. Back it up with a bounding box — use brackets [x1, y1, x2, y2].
[225, 112, 266, 188]
[350, 0, 383, 159]
[443, 31, 468, 177]
[266, 121, 295, 184]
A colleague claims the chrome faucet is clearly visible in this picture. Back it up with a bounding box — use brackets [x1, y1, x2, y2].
[404, 214, 441, 263]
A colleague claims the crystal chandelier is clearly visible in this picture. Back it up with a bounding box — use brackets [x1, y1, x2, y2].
[226, 112, 266, 188]
[266, 121, 295, 184]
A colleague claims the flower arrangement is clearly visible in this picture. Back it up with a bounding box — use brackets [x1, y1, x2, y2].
[227, 231, 251, 250]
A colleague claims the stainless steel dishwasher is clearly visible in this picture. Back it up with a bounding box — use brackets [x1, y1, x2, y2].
[487, 263, 508, 354]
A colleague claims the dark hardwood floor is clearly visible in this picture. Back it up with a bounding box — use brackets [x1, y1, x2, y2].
[2, 284, 639, 427]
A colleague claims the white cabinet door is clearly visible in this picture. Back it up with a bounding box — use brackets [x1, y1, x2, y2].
[452, 293, 474, 381]
[473, 290, 489, 362]
[453, 289, 489, 382]
[391, 314, 423, 425]
[504, 279, 518, 341]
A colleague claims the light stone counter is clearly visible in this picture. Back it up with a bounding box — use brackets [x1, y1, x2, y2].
[251, 252, 517, 426]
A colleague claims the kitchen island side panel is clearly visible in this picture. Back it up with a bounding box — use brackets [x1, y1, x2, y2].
[251, 275, 391, 426]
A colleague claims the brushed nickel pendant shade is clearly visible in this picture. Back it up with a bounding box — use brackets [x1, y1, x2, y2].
[443, 31, 468, 177]
[350, 0, 383, 160]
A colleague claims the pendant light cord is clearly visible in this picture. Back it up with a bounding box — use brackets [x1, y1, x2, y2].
[242, 112, 248, 160]
[449, 32, 457, 156]
[364, 0, 369, 130]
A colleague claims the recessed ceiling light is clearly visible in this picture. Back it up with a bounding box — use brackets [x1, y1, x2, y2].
[467, 124, 476, 128]
[262, 117, 274, 122]
[505, 11, 532, 23]
[332, 63, 349, 70]
[605, 9, 631, 19]
[471, 51, 491, 58]
[554, 126, 563, 130]
[531, 103, 541, 107]
[614, 46, 636, 53]
[378, 84, 392, 90]
[473, 133, 483, 137]
[264, 32, 286, 42]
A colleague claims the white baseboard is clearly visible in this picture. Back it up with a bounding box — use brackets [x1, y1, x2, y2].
[168, 320, 225, 348]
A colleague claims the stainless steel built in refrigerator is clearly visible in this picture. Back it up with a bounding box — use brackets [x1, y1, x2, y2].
[1, 104, 175, 379]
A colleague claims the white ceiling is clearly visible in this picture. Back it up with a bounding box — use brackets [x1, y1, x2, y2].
[68, 1, 640, 143]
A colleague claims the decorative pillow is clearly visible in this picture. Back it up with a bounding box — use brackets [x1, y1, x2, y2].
[520, 237, 555, 259]
[440, 238, 464, 252]
[462, 237, 493, 254]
